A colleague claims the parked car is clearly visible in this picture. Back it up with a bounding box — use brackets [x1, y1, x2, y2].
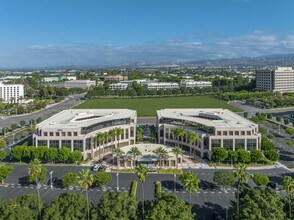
[267, 181, 277, 190]
[92, 164, 101, 172]
[212, 212, 225, 220]
[98, 165, 106, 172]
[47, 177, 58, 186]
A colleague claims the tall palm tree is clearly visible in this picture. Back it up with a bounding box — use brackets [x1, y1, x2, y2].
[187, 131, 201, 157]
[179, 171, 200, 206]
[77, 169, 94, 220]
[108, 129, 116, 149]
[102, 132, 110, 157]
[283, 176, 294, 219]
[127, 146, 142, 169]
[233, 164, 249, 220]
[113, 148, 124, 169]
[171, 128, 179, 144]
[96, 133, 104, 159]
[28, 159, 47, 217]
[178, 127, 186, 144]
[172, 146, 183, 169]
[115, 127, 124, 148]
[135, 164, 148, 219]
[153, 146, 168, 169]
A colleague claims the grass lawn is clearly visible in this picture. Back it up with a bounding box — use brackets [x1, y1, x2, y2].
[73, 95, 241, 117]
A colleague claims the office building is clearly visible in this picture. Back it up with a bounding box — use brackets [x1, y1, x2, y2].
[180, 80, 212, 88]
[0, 82, 24, 103]
[145, 82, 179, 90]
[157, 109, 261, 159]
[108, 83, 128, 90]
[64, 80, 96, 89]
[33, 109, 137, 160]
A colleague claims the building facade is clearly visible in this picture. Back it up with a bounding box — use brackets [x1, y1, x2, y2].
[64, 80, 96, 89]
[33, 109, 137, 160]
[256, 67, 294, 92]
[157, 109, 261, 159]
[0, 82, 24, 103]
[145, 82, 179, 90]
[108, 83, 128, 90]
[104, 75, 128, 82]
[180, 80, 212, 88]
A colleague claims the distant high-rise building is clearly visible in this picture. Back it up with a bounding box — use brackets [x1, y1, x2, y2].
[256, 67, 294, 92]
[0, 82, 24, 103]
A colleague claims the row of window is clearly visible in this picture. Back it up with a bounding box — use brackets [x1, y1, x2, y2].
[216, 130, 255, 136]
[37, 140, 84, 152]
[211, 139, 257, 151]
[43, 131, 78, 137]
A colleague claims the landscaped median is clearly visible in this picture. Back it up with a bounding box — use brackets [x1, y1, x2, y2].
[111, 168, 183, 174]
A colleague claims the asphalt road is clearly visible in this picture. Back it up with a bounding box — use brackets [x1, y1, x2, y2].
[0, 164, 291, 220]
[0, 94, 84, 130]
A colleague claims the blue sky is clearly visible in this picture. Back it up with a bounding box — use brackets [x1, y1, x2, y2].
[0, 0, 294, 68]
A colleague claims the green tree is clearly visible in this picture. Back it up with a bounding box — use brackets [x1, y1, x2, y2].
[28, 159, 47, 215]
[172, 146, 184, 170]
[62, 172, 78, 187]
[0, 139, 6, 148]
[128, 146, 142, 169]
[250, 149, 263, 163]
[179, 171, 200, 206]
[0, 164, 13, 184]
[11, 145, 24, 162]
[43, 193, 97, 220]
[113, 148, 124, 169]
[243, 112, 248, 118]
[0, 194, 43, 220]
[69, 150, 83, 163]
[213, 170, 236, 191]
[233, 164, 249, 220]
[145, 193, 194, 220]
[20, 120, 26, 127]
[153, 146, 168, 169]
[93, 171, 112, 187]
[264, 150, 279, 161]
[45, 147, 58, 163]
[283, 176, 294, 220]
[57, 146, 71, 163]
[252, 173, 269, 186]
[114, 127, 124, 148]
[97, 192, 138, 220]
[11, 123, 17, 130]
[228, 150, 239, 164]
[77, 169, 94, 220]
[0, 149, 6, 162]
[136, 127, 143, 142]
[212, 147, 228, 164]
[231, 186, 286, 220]
[267, 133, 275, 139]
[36, 117, 42, 123]
[187, 131, 201, 157]
[261, 137, 275, 151]
[135, 164, 148, 219]
[237, 149, 250, 163]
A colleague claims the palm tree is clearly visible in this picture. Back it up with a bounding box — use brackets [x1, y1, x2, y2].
[113, 148, 124, 169]
[127, 146, 142, 169]
[108, 129, 116, 149]
[135, 164, 148, 219]
[96, 133, 104, 159]
[233, 164, 249, 220]
[178, 127, 186, 144]
[283, 176, 294, 219]
[179, 171, 200, 206]
[153, 146, 168, 169]
[28, 159, 47, 217]
[171, 128, 179, 144]
[77, 169, 94, 220]
[172, 146, 183, 169]
[115, 127, 124, 148]
[102, 132, 110, 157]
[187, 131, 201, 157]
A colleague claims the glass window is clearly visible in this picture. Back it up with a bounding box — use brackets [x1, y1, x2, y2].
[67, 132, 72, 136]
[62, 132, 66, 136]
[50, 132, 54, 136]
[73, 132, 78, 136]
[38, 140, 47, 146]
[223, 131, 227, 136]
[73, 140, 83, 152]
[211, 139, 221, 148]
[130, 127, 134, 137]
[55, 132, 60, 136]
[223, 139, 233, 151]
[247, 139, 257, 151]
[217, 131, 221, 136]
[49, 140, 59, 148]
[44, 132, 48, 136]
[229, 131, 233, 136]
[235, 139, 245, 150]
[241, 131, 245, 136]
[125, 129, 129, 139]
[235, 131, 239, 135]
[247, 131, 251, 135]
[61, 140, 71, 148]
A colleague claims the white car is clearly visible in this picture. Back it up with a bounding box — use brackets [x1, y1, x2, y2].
[92, 164, 101, 172]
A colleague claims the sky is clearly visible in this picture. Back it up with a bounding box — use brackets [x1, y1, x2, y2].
[0, 0, 294, 68]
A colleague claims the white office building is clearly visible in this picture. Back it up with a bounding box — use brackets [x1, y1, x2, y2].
[256, 67, 294, 92]
[0, 82, 24, 103]
[157, 109, 261, 159]
[180, 80, 212, 88]
[64, 80, 96, 89]
[33, 109, 137, 160]
[145, 82, 179, 90]
[108, 83, 129, 90]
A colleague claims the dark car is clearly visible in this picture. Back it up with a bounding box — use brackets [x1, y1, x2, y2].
[98, 165, 106, 171]
[267, 181, 277, 189]
[212, 212, 225, 220]
[47, 177, 58, 186]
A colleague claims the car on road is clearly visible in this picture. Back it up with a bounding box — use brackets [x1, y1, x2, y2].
[267, 181, 277, 190]
[92, 164, 101, 172]
[98, 165, 106, 172]
[47, 177, 58, 186]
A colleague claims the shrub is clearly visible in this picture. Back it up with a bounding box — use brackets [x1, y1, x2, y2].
[129, 181, 138, 198]
[286, 141, 294, 147]
[252, 173, 269, 186]
[62, 172, 78, 187]
[250, 149, 263, 163]
[93, 172, 112, 187]
[237, 149, 251, 163]
[267, 133, 275, 139]
[155, 181, 161, 195]
[264, 150, 279, 162]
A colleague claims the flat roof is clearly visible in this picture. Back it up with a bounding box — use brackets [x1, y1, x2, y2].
[37, 109, 136, 129]
[157, 108, 257, 129]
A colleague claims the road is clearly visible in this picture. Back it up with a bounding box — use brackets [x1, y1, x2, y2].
[0, 164, 291, 219]
[0, 94, 84, 130]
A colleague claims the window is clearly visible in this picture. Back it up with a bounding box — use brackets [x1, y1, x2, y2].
[61, 140, 71, 148]
[130, 127, 134, 137]
[223, 131, 227, 136]
[247, 139, 257, 151]
[241, 131, 245, 136]
[235, 139, 245, 149]
[49, 140, 59, 148]
[223, 139, 233, 151]
[125, 129, 129, 139]
[38, 140, 47, 146]
[44, 132, 48, 136]
[211, 139, 221, 148]
[73, 140, 83, 151]
[67, 132, 72, 136]
[247, 131, 251, 135]
[55, 132, 60, 136]
[50, 132, 54, 137]
[62, 132, 66, 136]
[229, 131, 233, 136]
[217, 131, 221, 136]
[73, 132, 78, 136]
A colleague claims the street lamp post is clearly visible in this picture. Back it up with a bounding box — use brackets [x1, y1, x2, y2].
[116, 173, 119, 191]
[174, 174, 176, 193]
[50, 171, 53, 188]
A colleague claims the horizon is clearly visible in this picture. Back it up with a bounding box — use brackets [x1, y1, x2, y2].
[0, 0, 294, 68]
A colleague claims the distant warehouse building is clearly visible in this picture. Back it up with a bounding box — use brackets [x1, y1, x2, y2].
[33, 109, 137, 160]
[145, 82, 179, 90]
[64, 80, 96, 89]
[157, 109, 261, 159]
[180, 80, 212, 88]
[256, 67, 294, 92]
